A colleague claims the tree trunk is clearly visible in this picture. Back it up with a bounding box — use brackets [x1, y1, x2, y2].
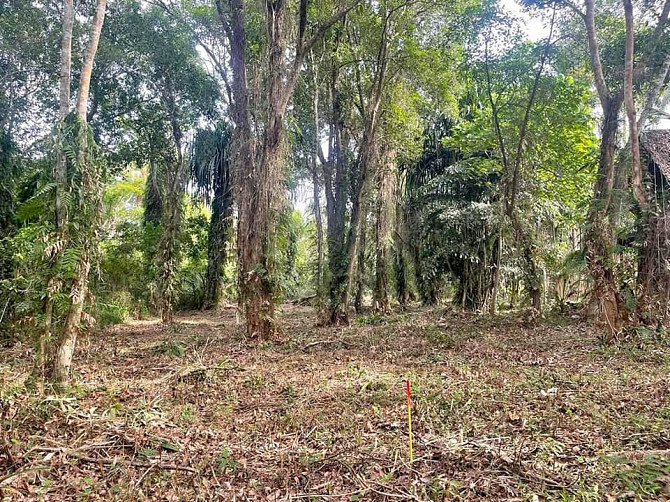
[58, 0, 74, 118]
[53, 251, 91, 383]
[55, 0, 74, 226]
[203, 156, 232, 309]
[328, 16, 388, 323]
[237, 144, 281, 337]
[325, 71, 351, 322]
[157, 163, 182, 324]
[311, 63, 325, 311]
[51, 0, 107, 384]
[313, 163, 324, 306]
[394, 172, 409, 306]
[623, 0, 652, 315]
[216, 0, 265, 336]
[509, 213, 541, 311]
[144, 160, 163, 226]
[75, 0, 107, 121]
[489, 235, 502, 315]
[354, 203, 367, 312]
[157, 79, 184, 325]
[42, 0, 74, 383]
[221, 0, 284, 339]
[584, 93, 624, 332]
[580, 0, 626, 333]
[235, 29, 287, 335]
[374, 146, 395, 313]
[623, 0, 646, 214]
[217, 0, 357, 337]
[329, 122, 377, 323]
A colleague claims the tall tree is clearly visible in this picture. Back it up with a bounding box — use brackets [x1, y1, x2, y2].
[563, 0, 669, 331]
[327, 0, 399, 323]
[484, 7, 557, 315]
[52, 0, 108, 383]
[99, 3, 219, 322]
[373, 144, 396, 312]
[310, 60, 326, 311]
[190, 124, 234, 309]
[581, 0, 627, 329]
[156, 79, 184, 325]
[215, 0, 358, 338]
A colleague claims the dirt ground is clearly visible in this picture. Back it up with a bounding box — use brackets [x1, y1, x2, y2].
[1, 306, 669, 501]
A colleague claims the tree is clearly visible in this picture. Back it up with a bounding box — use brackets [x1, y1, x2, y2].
[326, 0, 419, 323]
[309, 59, 326, 312]
[51, 0, 108, 383]
[405, 117, 501, 310]
[406, 27, 598, 312]
[98, 3, 219, 323]
[190, 124, 234, 309]
[373, 144, 396, 312]
[214, 0, 358, 338]
[547, 0, 670, 332]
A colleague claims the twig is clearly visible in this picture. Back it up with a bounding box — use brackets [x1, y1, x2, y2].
[0, 466, 51, 486]
[135, 463, 155, 487]
[30, 442, 115, 455]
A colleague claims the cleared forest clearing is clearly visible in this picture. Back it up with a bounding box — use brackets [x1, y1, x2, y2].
[1, 307, 669, 501]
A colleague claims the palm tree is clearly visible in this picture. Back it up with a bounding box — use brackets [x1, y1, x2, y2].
[189, 123, 233, 309]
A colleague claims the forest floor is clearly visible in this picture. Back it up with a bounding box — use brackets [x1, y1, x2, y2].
[1, 306, 670, 501]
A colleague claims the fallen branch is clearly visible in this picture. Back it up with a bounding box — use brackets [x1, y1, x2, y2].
[31, 447, 197, 473]
[303, 339, 354, 351]
[154, 364, 245, 384]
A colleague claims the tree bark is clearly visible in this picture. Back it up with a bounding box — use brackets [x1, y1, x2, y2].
[216, 0, 357, 338]
[623, 0, 647, 213]
[53, 252, 91, 383]
[234, 0, 288, 338]
[54, 0, 75, 224]
[157, 162, 182, 324]
[203, 157, 232, 309]
[623, 0, 651, 315]
[584, 93, 624, 331]
[329, 116, 379, 323]
[324, 53, 351, 321]
[373, 146, 396, 313]
[311, 62, 325, 311]
[157, 80, 184, 325]
[58, 0, 74, 119]
[394, 171, 410, 306]
[313, 163, 324, 306]
[43, 0, 75, 383]
[75, 0, 107, 121]
[52, 0, 107, 384]
[354, 203, 367, 312]
[489, 235, 502, 314]
[144, 160, 164, 226]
